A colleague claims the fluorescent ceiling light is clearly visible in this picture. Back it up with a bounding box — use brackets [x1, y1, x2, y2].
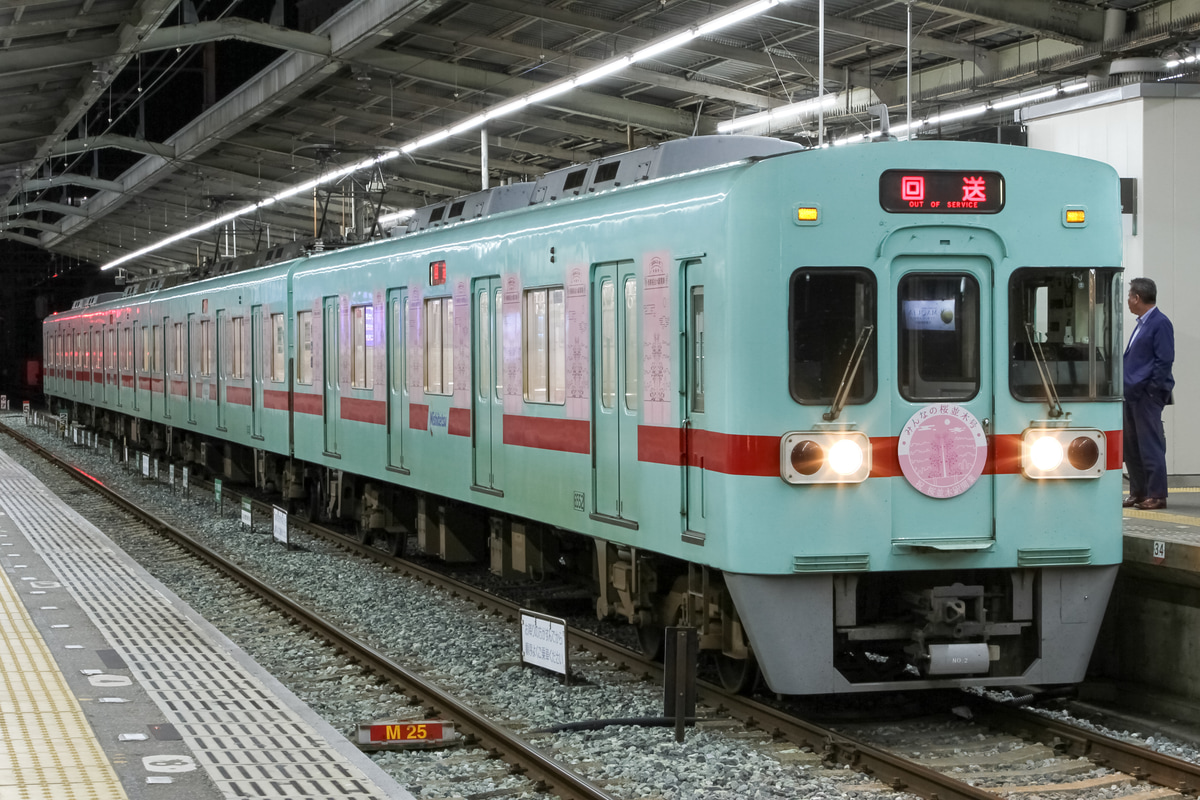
[100, 0, 791, 271]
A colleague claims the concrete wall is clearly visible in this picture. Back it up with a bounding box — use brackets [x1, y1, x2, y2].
[1023, 85, 1200, 475]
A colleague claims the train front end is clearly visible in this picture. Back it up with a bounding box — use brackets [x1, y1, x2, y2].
[717, 141, 1123, 694]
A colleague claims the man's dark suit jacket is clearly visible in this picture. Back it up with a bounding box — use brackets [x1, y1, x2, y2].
[1124, 306, 1174, 403]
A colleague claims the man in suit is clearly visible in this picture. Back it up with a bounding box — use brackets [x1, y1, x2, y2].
[1124, 277, 1174, 510]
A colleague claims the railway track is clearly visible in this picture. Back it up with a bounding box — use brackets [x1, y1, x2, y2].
[6, 412, 1200, 800]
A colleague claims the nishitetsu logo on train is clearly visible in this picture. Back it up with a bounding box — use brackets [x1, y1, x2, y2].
[898, 404, 988, 498]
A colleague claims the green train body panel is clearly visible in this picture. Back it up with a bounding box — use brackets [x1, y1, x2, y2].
[43, 136, 1124, 693]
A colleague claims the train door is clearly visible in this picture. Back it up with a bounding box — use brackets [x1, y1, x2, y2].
[890, 257, 994, 545]
[591, 263, 638, 523]
[470, 278, 503, 493]
[216, 310, 227, 430]
[322, 296, 339, 455]
[682, 260, 707, 541]
[160, 321, 170, 417]
[251, 306, 264, 438]
[386, 289, 408, 472]
[186, 313, 196, 424]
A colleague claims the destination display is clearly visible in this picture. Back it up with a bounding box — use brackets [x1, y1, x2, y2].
[879, 169, 1004, 213]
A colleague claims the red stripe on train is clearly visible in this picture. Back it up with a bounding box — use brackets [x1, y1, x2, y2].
[449, 407, 470, 437]
[342, 396, 385, 424]
[294, 392, 323, 415]
[503, 415, 589, 454]
[226, 386, 251, 405]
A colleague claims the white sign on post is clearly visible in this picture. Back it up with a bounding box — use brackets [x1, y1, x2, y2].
[141, 454, 150, 479]
[273, 506, 288, 547]
[519, 610, 569, 680]
[241, 497, 252, 529]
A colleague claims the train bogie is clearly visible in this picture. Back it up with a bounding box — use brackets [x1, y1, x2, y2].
[45, 134, 1124, 695]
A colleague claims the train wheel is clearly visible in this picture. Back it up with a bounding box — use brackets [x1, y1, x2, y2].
[715, 651, 759, 694]
[637, 578, 688, 661]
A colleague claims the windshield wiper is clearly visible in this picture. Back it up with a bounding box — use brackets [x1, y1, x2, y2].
[824, 325, 875, 422]
[1023, 322, 1063, 418]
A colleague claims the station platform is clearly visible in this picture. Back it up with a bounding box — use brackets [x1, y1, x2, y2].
[0, 445, 413, 800]
[1121, 480, 1200, 575]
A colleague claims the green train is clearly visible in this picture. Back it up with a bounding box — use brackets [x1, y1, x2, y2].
[45, 135, 1124, 694]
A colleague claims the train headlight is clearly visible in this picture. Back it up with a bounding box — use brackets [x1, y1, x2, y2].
[828, 439, 865, 476]
[1020, 428, 1106, 479]
[1029, 436, 1064, 471]
[781, 431, 871, 484]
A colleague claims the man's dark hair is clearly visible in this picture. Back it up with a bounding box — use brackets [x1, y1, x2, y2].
[1130, 277, 1157, 304]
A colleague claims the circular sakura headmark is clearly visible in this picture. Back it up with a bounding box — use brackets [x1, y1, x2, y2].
[897, 404, 988, 498]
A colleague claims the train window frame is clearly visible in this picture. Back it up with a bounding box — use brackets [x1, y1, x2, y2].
[788, 268, 878, 406]
[1008, 267, 1123, 402]
[153, 324, 163, 373]
[625, 278, 639, 411]
[230, 317, 246, 379]
[897, 272, 980, 402]
[351, 304, 375, 390]
[523, 286, 566, 405]
[297, 310, 314, 385]
[200, 319, 212, 377]
[173, 323, 184, 376]
[93, 330, 102, 369]
[141, 326, 151, 372]
[106, 329, 116, 370]
[271, 313, 287, 383]
[424, 296, 454, 396]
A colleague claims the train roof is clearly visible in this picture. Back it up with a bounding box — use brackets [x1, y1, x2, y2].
[400, 135, 803, 235]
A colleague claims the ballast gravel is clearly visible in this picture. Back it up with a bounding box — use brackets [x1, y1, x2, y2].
[10, 415, 1200, 800]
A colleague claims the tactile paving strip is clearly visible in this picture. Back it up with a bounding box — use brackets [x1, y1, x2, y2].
[0, 567, 128, 800]
[0, 449, 393, 799]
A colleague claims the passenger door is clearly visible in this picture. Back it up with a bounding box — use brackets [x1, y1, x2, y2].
[216, 310, 227, 430]
[251, 306, 264, 438]
[891, 256, 994, 546]
[386, 289, 408, 472]
[472, 277, 503, 494]
[682, 261, 707, 543]
[591, 263, 638, 524]
[323, 296, 339, 455]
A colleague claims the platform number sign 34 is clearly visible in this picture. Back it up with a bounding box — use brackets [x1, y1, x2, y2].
[1153, 540, 1166, 564]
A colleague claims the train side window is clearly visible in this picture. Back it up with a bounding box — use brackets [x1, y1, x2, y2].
[93, 331, 102, 368]
[523, 287, 565, 404]
[153, 325, 162, 373]
[600, 279, 615, 409]
[477, 290, 490, 401]
[271, 313, 287, 382]
[898, 273, 979, 401]
[625, 278, 638, 411]
[107, 329, 116, 369]
[424, 297, 453, 395]
[173, 323, 184, 375]
[141, 326, 151, 371]
[1008, 267, 1121, 401]
[494, 288, 503, 400]
[789, 268, 877, 404]
[231, 317, 246, 379]
[297, 311, 314, 385]
[690, 287, 705, 413]
[200, 319, 212, 376]
[351, 305, 375, 389]
[390, 299, 404, 395]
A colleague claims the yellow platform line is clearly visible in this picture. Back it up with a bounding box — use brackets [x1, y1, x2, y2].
[1123, 508, 1200, 526]
[0, 568, 128, 799]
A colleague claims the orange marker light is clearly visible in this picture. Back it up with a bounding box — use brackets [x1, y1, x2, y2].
[797, 207, 819, 222]
[1065, 209, 1086, 224]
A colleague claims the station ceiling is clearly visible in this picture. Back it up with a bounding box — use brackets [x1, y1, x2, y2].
[3, 0, 1199, 278]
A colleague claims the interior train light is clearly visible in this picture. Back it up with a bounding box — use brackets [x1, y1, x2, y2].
[781, 431, 871, 485]
[1021, 428, 1106, 479]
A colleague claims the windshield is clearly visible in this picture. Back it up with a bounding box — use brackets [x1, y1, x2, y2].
[1008, 267, 1122, 401]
